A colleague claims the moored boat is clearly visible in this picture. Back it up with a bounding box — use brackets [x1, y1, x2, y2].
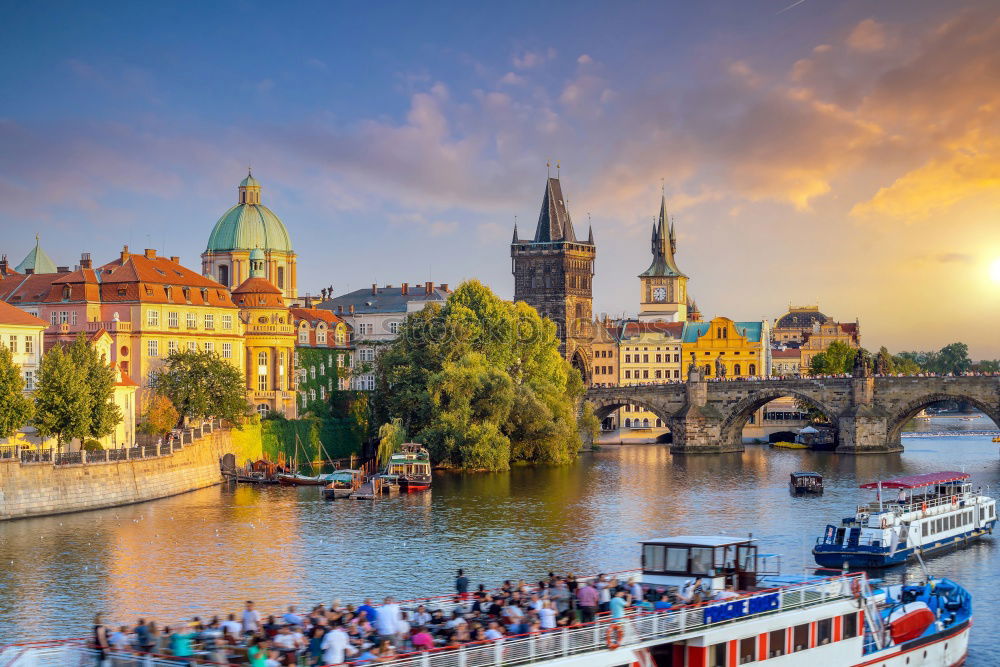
[790, 471, 823, 495]
[813, 471, 997, 568]
[276, 472, 335, 486]
[322, 469, 364, 499]
[383, 443, 432, 492]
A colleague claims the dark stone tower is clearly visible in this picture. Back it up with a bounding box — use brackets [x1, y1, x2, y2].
[511, 176, 596, 380]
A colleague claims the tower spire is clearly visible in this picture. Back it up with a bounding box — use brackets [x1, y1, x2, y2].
[512, 215, 520, 243]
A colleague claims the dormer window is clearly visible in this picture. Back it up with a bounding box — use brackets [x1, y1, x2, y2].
[61, 286, 70, 300]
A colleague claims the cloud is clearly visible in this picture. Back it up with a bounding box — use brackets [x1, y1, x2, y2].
[499, 72, 524, 85]
[256, 79, 275, 94]
[513, 48, 555, 70]
[577, 54, 593, 65]
[847, 19, 890, 52]
[935, 252, 975, 264]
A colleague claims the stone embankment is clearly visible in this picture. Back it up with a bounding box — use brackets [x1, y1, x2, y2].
[0, 421, 261, 521]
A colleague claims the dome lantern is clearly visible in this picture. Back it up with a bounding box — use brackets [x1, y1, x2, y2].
[239, 170, 262, 205]
[249, 247, 265, 278]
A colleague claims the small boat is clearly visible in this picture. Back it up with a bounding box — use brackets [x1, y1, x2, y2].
[383, 443, 432, 492]
[277, 472, 335, 486]
[771, 441, 808, 449]
[322, 469, 364, 499]
[789, 471, 823, 495]
[813, 470, 998, 568]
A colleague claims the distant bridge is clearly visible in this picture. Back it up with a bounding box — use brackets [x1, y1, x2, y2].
[585, 373, 1000, 454]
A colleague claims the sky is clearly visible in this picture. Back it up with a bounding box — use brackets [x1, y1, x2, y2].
[2, 0, 999, 357]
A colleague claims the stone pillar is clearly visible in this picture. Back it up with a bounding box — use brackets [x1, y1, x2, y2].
[836, 377, 897, 453]
[246, 347, 255, 391]
[670, 367, 738, 454]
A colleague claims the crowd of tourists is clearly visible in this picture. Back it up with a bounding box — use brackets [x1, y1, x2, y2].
[89, 570, 733, 666]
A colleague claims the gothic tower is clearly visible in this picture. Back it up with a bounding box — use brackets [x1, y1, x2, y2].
[638, 191, 688, 322]
[511, 175, 596, 380]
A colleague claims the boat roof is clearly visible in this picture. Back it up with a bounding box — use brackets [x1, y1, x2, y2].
[791, 471, 821, 478]
[641, 535, 754, 547]
[860, 471, 969, 489]
[333, 469, 362, 474]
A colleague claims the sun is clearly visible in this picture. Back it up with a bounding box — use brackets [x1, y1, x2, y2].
[991, 258, 1000, 283]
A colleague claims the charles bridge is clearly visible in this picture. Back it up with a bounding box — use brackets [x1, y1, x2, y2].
[585, 370, 1000, 454]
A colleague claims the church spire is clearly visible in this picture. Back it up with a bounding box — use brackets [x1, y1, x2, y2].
[512, 216, 519, 243]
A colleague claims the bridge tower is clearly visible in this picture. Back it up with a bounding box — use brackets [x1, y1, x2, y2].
[638, 190, 688, 323]
[511, 174, 596, 380]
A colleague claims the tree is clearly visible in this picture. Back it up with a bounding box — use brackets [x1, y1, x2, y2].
[155, 350, 250, 423]
[139, 394, 180, 435]
[933, 342, 972, 375]
[33, 344, 91, 450]
[68, 334, 121, 440]
[892, 354, 922, 375]
[0, 344, 33, 439]
[373, 280, 585, 470]
[875, 346, 896, 375]
[376, 417, 406, 466]
[808, 341, 857, 375]
[579, 401, 601, 448]
[976, 359, 1000, 372]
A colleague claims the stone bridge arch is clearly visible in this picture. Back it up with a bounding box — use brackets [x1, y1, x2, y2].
[717, 387, 842, 449]
[587, 394, 677, 427]
[884, 391, 1000, 449]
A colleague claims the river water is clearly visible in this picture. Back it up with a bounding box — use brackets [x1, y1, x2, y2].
[0, 417, 997, 663]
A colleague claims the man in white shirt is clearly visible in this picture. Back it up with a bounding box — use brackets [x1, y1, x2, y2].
[484, 621, 504, 640]
[241, 601, 261, 635]
[411, 605, 432, 627]
[538, 602, 557, 630]
[322, 625, 357, 665]
[374, 596, 401, 645]
[222, 614, 242, 640]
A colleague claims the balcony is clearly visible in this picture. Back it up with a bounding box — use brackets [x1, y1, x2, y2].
[84, 320, 132, 333]
[245, 323, 295, 334]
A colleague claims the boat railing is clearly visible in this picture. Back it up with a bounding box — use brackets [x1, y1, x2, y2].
[857, 491, 974, 518]
[356, 573, 861, 667]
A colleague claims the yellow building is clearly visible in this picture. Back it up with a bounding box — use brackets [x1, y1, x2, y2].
[800, 321, 860, 372]
[232, 248, 297, 417]
[617, 321, 684, 432]
[771, 348, 802, 376]
[681, 317, 771, 379]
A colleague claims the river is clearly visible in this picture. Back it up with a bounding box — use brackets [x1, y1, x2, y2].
[0, 417, 997, 664]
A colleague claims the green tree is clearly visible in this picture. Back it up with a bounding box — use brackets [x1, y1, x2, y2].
[933, 342, 972, 374]
[139, 394, 180, 435]
[68, 334, 121, 440]
[155, 350, 250, 423]
[579, 401, 601, 448]
[33, 344, 91, 450]
[876, 346, 896, 374]
[373, 280, 585, 470]
[976, 359, 1000, 372]
[892, 355, 923, 375]
[376, 417, 407, 465]
[809, 341, 858, 375]
[0, 345, 33, 438]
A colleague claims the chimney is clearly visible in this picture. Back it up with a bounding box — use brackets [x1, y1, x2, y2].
[349, 304, 355, 314]
[120, 245, 130, 262]
[304, 295, 314, 308]
[440, 283, 449, 292]
[371, 283, 377, 295]
[80, 252, 92, 269]
[425, 281, 433, 295]
[0, 255, 7, 275]
[170, 256, 180, 264]
[144, 248, 156, 259]
[57, 266, 70, 273]
[401, 282, 408, 295]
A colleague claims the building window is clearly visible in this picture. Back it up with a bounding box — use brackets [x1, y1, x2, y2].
[186, 313, 197, 329]
[204, 314, 215, 330]
[188, 341, 197, 352]
[277, 266, 285, 289]
[337, 355, 344, 368]
[842, 613, 858, 640]
[336, 328, 345, 345]
[167, 340, 178, 355]
[71, 311, 78, 325]
[24, 370, 34, 391]
[59, 311, 69, 324]
[310, 366, 316, 379]
[708, 642, 727, 667]
[24, 336, 33, 355]
[768, 629, 786, 657]
[148, 340, 159, 357]
[222, 342, 232, 359]
[204, 342, 214, 353]
[168, 312, 179, 328]
[816, 618, 832, 645]
[317, 326, 327, 344]
[218, 265, 229, 287]
[792, 624, 809, 652]
[222, 314, 233, 330]
[739, 637, 757, 664]
[319, 386, 325, 400]
[256, 403, 269, 417]
[299, 326, 309, 344]
[749, 364, 757, 376]
[624, 418, 631, 428]
[8, 335, 17, 353]
[388, 320, 400, 335]
[624, 370, 631, 379]
[147, 310, 159, 327]
[734, 363, 741, 376]
[50, 312, 57, 325]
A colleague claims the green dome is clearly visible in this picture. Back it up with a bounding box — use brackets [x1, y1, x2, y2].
[205, 175, 293, 253]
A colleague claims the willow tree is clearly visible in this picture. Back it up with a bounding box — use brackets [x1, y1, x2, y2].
[377, 417, 407, 465]
[374, 280, 585, 471]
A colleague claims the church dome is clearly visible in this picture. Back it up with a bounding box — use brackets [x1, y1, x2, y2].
[206, 173, 292, 253]
[776, 307, 828, 329]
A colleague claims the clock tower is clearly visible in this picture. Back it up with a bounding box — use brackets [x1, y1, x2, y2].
[638, 192, 688, 322]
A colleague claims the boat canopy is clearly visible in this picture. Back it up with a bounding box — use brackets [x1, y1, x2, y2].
[860, 471, 969, 489]
[641, 535, 754, 547]
[791, 471, 821, 478]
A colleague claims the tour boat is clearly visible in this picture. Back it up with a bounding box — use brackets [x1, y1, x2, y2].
[0, 534, 973, 667]
[813, 471, 997, 568]
[789, 471, 823, 495]
[383, 443, 432, 492]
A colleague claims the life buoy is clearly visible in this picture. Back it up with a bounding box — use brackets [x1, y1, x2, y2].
[606, 623, 624, 650]
[952, 495, 958, 507]
[850, 577, 862, 598]
[921, 502, 927, 513]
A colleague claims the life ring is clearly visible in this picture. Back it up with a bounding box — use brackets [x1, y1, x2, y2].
[921, 502, 927, 513]
[850, 577, 862, 598]
[606, 623, 624, 650]
[952, 495, 958, 507]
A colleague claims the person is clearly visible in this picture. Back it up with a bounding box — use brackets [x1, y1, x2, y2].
[200, 620, 227, 665]
[609, 591, 628, 620]
[108, 625, 129, 652]
[484, 621, 504, 640]
[222, 613, 242, 642]
[714, 585, 739, 601]
[374, 596, 401, 645]
[654, 593, 672, 611]
[501, 599, 524, 634]
[576, 579, 599, 623]
[411, 605, 431, 627]
[283, 606, 303, 626]
[134, 619, 154, 655]
[92, 613, 109, 667]
[410, 626, 435, 651]
[321, 623, 356, 666]
[272, 626, 298, 661]
[167, 625, 197, 665]
[596, 575, 611, 613]
[242, 601, 262, 635]
[307, 625, 327, 666]
[357, 598, 378, 624]
[550, 580, 571, 614]
[456, 569, 470, 599]
[396, 611, 411, 648]
[538, 601, 557, 630]
[247, 636, 269, 667]
[628, 578, 644, 604]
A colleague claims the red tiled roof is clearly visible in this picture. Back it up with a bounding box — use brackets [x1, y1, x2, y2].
[620, 321, 684, 339]
[0, 299, 47, 327]
[290, 307, 349, 327]
[772, 349, 801, 358]
[115, 364, 139, 387]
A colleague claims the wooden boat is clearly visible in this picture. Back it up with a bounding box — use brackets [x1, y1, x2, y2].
[789, 471, 823, 495]
[322, 469, 364, 499]
[223, 457, 288, 484]
[277, 472, 335, 486]
[383, 443, 432, 492]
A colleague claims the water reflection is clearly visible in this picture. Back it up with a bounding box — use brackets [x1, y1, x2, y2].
[0, 438, 997, 663]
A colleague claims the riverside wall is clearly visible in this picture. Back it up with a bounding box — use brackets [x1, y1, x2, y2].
[0, 426, 262, 521]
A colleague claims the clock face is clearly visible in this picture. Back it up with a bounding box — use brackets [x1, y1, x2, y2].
[652, 287, 667, 302]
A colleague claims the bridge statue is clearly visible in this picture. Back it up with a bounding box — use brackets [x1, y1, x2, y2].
[715, 355, 726, 378]
[852, 349, 872, 378]
[687, 352, 700, 381]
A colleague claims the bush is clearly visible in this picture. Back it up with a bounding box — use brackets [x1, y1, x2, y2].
[82, 439, 103, 452]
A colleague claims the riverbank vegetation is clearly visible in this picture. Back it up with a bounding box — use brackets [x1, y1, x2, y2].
[372, 280, 586, 471]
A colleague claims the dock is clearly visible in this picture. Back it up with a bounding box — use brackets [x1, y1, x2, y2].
[349, 478, 378, 499]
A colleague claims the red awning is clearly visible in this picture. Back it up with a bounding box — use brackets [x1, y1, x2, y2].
[860, 471, 970, 490]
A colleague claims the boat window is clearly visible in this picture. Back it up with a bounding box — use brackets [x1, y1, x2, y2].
[714, 546, 730, 569]
[708, 642, 727, 667]
[643, 545, 666, 571]
[792, 623, 809, 651]
[842, 612, 858, 639]
[950, 515, 956, 530]
[737, 544, 756, 571]
[816, 618, 832, 645]
[665, 548, 687, 572]
[921, 522, 928, 537]
[739, 636, 756, 664]
[690, 547, 714, 575]
[768, 629, 785, 657]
